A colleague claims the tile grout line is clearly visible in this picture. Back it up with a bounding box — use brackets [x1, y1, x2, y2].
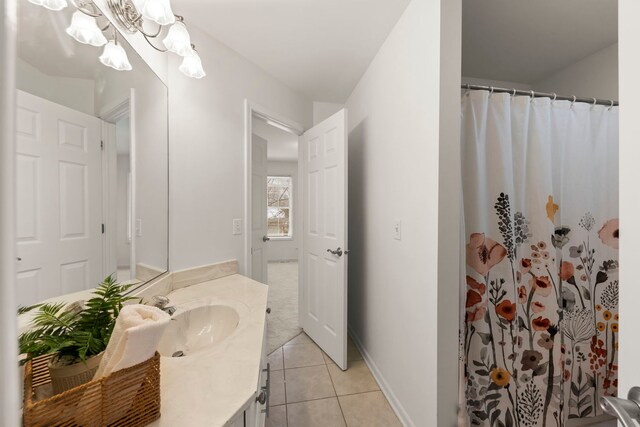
[325, 359, 348, 426]
[282, 362, 326, 371]
[284, 386, 384, 405]
[282, 350, 289, 427]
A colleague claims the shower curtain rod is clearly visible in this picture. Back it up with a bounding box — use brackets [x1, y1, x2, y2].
[462, 84, 619, 107]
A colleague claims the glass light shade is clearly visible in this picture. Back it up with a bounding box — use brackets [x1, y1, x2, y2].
[28, 0, 67, 11]
[66, 11, 107, 47]
[162, 22, 192, 56]
[133, 0, 176, 26]
[99, 41, 133, 71]
[179, 50, 206, 79]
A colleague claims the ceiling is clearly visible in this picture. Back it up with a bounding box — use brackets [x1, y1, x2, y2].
[18, 4, 99, 79]
[462, 0, 617, 84]
[173, 0, 411, 103]
[253, 118, 298, 162]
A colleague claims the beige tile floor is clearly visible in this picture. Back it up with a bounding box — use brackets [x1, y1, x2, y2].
[266, 332, 402, 427]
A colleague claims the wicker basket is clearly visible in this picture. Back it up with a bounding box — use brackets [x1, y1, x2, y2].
[23, 352, 161, 427]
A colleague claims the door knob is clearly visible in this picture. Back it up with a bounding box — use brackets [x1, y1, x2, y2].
[327, 247, 343, 257]
[263, 236, 270, 242]
[601, 386, 640, 427]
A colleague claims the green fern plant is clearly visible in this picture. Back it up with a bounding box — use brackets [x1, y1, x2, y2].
[18, 275, 136, 366]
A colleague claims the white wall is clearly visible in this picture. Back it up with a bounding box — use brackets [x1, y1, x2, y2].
[266, 160, 299, 262]
[313, 101, 343, 125]
[463, 44, 619, 102]
[95, 43, 169, 275]
[130, 73, 169, 273]
[461, 76, 532, 91]
[533, 43, 618, 101]
[344, 0, 449, 424]
[16, 59, 95, 115]
[116, 154, 130, 268]
[618, 0, 640, 400]
[168, 26, 313, 272]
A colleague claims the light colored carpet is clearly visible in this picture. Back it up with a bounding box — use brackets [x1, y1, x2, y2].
[267, 261, 302, 353]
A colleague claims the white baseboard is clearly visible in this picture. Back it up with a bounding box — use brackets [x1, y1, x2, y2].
[348, 325, 414, 427]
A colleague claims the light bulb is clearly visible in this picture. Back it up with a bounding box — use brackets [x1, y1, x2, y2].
[179, 49, 205, 79]
[163, 21, 192, 56]
[66, 11, 107, 47]
[28, 0, 67, 11]
[133, 0, 176, 26]
[99, 40, 133, 71]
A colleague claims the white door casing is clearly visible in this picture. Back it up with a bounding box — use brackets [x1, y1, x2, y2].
[15, 90, 102, 306]
[102, 121, 117, 279]
[251, 133, 269, 284]
[100, 97, 131, 282]
[299, 109, 348, 370]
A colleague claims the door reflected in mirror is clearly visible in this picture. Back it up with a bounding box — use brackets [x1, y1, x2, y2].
[15, 1, 169, 306]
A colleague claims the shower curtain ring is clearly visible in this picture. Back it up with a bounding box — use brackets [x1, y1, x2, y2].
[465, 84, 470, 96]
[552, 93, 557, 103]
[571, 96, 577, 108]
[591, 98, 597, 110]
[489, 86, 494, 95]
[511, 89, 517, 97]
[529, 90, 535, 102]
[608, 100, 614, 111]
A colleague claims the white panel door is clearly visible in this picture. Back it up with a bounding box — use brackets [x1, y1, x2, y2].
[15, 90, 102, 306]
[251, 134, 269, 284]
[299, 109, 348, 370]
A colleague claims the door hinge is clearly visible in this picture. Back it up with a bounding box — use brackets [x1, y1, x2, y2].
[101, 223, 105, 234]
[100, 140, 104, 150]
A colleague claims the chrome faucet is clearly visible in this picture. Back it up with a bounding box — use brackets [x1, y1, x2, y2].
[601, 387, 640, 427]
[150, 295, 176, 316]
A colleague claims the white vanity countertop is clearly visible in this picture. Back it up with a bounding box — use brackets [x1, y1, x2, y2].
[148, 274, 268, 427]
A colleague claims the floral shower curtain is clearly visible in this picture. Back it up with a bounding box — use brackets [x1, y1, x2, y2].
[460, 90, 619, 427]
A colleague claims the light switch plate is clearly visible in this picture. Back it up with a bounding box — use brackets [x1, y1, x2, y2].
[233, 218, 242, 235]
[393, 220, 401, 240]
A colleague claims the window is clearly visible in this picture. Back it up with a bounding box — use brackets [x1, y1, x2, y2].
[267, 176, 292, 237]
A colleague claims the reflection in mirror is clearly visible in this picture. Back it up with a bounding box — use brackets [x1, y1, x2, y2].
[15, 1, 169, 306]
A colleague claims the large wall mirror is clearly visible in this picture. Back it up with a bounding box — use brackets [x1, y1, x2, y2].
[15, 2, 169, 306]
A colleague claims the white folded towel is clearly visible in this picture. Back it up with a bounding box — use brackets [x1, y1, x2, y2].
[93, 304, 170, 379]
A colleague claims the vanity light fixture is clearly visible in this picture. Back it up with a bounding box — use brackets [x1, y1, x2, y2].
[99, 36, 132, 71]
[28, 0, 68, 11]
[162, 20, 191, 56]
[66, 10, 108, 46]
[132, 0, 175, 26]
[26, 0, 205, 78]
[178, 46, 205, 79]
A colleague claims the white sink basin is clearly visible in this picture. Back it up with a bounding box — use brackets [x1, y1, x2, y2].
[158, 304, 240, 357]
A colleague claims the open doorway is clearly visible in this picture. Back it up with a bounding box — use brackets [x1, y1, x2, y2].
[246, 101, 350, 368]
[114, 116, 133, 283]
[101, 99, 139, 286]
[251, 113, 303, 352]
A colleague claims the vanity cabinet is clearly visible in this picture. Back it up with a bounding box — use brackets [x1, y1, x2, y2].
[228, 323, 269, 427]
